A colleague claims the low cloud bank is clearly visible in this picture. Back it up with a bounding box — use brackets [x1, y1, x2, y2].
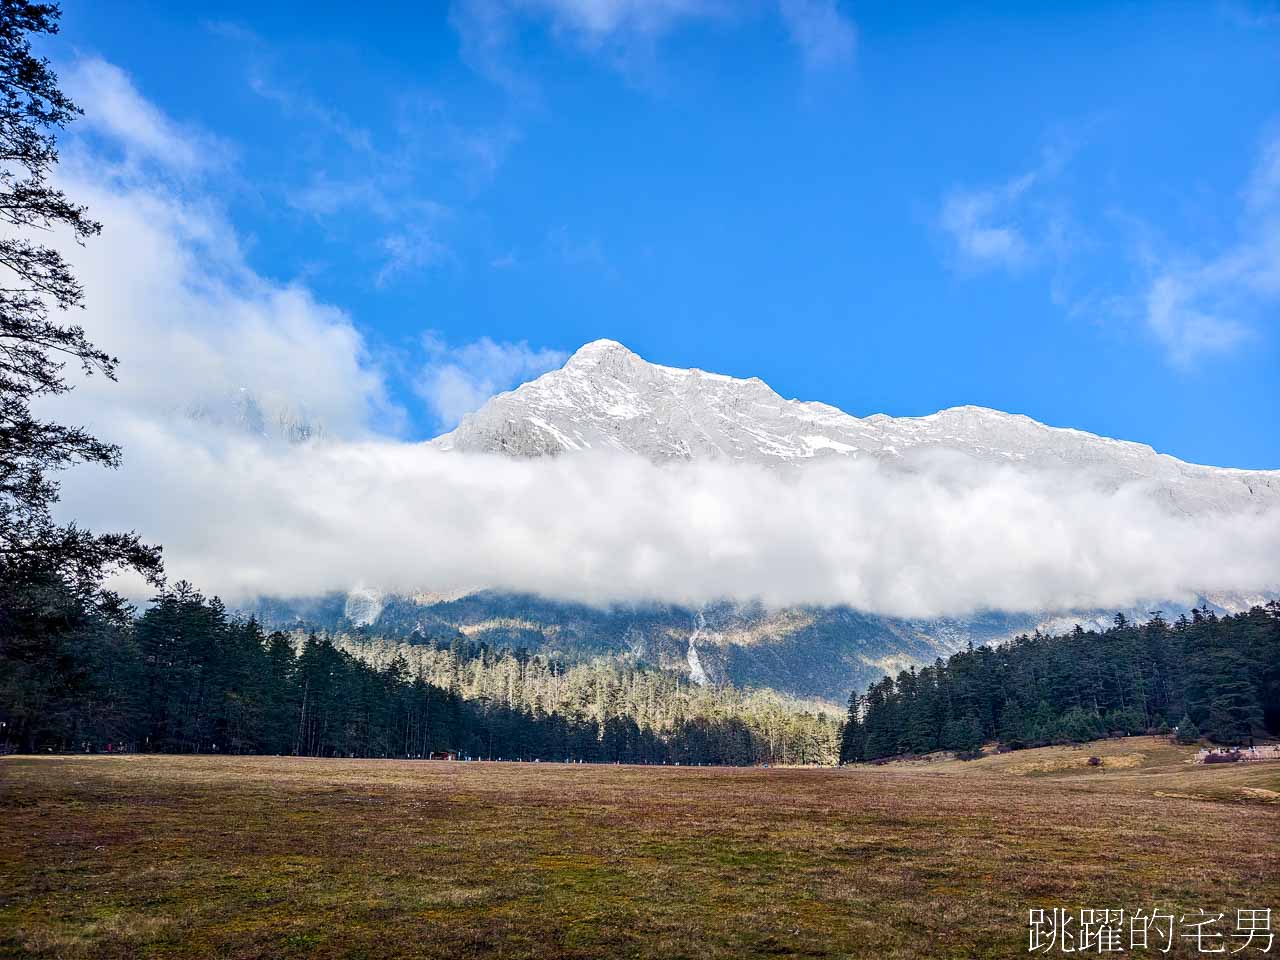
[57, 430, 1280, 618]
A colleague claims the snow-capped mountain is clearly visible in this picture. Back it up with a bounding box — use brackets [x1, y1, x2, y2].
[435, 340, 1278, 515]
[253, 339, 1277, 702]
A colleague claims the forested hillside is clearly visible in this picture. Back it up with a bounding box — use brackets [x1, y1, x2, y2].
[251, 589, 991, 703]
[841, 605, 1280, 762]
[0, 581, 840, 765]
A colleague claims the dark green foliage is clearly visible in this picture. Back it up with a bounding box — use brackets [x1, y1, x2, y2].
[1056, 706, 1106, 744]
[1175, 712, 1200, 745]
[838, 691, 864, 763]
[850, 604, 1279, 760]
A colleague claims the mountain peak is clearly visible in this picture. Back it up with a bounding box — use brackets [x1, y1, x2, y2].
[562, 338, 644, 376]
[568, 338, 634, 360]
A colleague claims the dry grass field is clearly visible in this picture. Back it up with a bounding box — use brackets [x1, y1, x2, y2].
[1, 737, 1277, 959]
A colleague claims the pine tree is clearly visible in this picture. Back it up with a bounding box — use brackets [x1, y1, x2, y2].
[0, 4, 164, 754]
[997, 699, 1027, 747]
[0, 0, 160, 590]
[1205, 670, 1263, 746]
[838, 693, 864, 763]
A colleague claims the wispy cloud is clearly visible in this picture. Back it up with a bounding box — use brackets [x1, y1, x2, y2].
[247, 73, 375, 154]
[209, 22, 520, 287]
[451, 0, 856, 85]
[377, 225, 454, 288]
[287, 171, 454, 288]
[777, 0, 856, 70]
[1222, 2, 1280, 30]
[1137, 130, 1280, 366]
[940, 126, 1280, 369]
[937, 134, 1082, 274]
[390, 92, 522, 188]
[288, 174, 396, 220]
[450, 0, 725, 91]
[547, 225, 609, 270]
[939, 172, 1039, 270]
[207, 19, 375, 155]
[1142, 275, 1252, 366]
[417, 334, 568, 428]
[284, 167, 454, 287]
[515, 0, 722, 44]
[62, 58, 233, 177]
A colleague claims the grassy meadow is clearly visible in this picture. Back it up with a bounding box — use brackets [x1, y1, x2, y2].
[1, 737, 1277, 959]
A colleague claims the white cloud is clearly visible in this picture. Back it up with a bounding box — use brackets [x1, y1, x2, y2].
[210, 30, 477, 287]
[62, 58, 231, 176]
[377, 226, 454, 288]
[1138, 131, 1280, 366]
[63, 439, 1280, 618]
[777, 0, 856, 70]
[515, 0, 720, 43]
[547, 224, 608, 269]
[287, 170, 453, 287]
[942, 130, 1280, 368]
[51, 178, 396, 440]
[451, 0, 855, 79]
[417, 335, 567, 428]
[46, 66, 396, 446]
[1143, 274, 1251, 367]
[289, 174, 395, 220]
[247, 73, 374, 154]
[939, 172, 1037, 269]
[937, 134, 1083, 274]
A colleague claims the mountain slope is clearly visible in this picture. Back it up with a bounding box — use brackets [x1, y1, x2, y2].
[254, 587, 1272, 704]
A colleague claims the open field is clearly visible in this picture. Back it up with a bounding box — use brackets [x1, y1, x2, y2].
[2, 737, 1277, 960]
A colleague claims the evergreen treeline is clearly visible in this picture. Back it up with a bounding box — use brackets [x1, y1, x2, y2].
[841, 606, 1280, 763]
[0, 580, 840, 765]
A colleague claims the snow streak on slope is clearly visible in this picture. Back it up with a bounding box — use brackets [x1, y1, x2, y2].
[436, 339, 1279, 515]
[686, 611, 710, 686]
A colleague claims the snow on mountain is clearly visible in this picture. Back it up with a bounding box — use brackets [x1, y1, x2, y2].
[434, 339, 1279, 515]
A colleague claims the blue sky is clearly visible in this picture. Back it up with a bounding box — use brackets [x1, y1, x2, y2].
[53, 0, 1280, 468]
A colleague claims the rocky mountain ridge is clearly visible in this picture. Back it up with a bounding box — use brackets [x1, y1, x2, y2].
[435, 339, 1279, 515]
